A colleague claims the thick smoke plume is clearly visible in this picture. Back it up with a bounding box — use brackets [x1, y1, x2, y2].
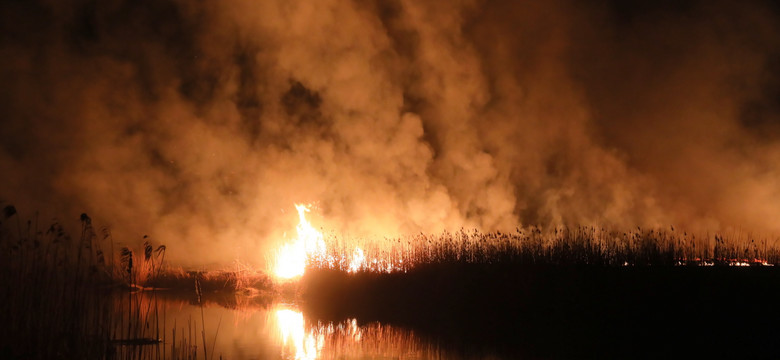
[1, 0, 780, 266]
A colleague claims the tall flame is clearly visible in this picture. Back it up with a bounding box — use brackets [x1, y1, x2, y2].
[274, 204, 326, 279]
[274, 203, 401, 279]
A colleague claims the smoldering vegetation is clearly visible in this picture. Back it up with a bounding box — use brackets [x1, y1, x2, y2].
[3, 0, 780, 267]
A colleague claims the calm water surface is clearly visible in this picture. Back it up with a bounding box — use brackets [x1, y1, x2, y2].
[123, 294, 448, 360]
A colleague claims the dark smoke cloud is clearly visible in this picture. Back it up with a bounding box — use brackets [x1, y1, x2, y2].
[1, 0, 779, 266]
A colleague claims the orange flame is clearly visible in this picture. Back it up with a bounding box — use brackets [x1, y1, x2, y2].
[274, 204, 405, 279]
[274, 204, 326, 279]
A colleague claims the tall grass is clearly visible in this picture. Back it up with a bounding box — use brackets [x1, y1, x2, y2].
[0, 206, 114, 358]
[309, 226, 780, 273]
[0, 205, 213, 359]
[301, 227, 780, 358]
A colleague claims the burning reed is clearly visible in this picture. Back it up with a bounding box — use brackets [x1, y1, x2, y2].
[307, 226, 780, 274]
[299, 227, 780, 358]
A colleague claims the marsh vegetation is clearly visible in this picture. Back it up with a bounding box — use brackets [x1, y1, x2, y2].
[302, 228, 780, 358]
[0, 205, 273, 359]
[2, 204, 779, 358]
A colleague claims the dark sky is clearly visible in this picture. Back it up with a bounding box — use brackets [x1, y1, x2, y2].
[2, 0, 780, 266]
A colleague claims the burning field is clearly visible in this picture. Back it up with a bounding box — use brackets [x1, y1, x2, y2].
[3, 204, 780, 358]
[3, 0, 780, 358]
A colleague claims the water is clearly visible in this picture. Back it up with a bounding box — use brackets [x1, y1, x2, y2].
[115, 267, 780, 359]
[122, 294, 447, 360]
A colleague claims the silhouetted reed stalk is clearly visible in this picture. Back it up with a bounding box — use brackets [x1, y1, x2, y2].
[195, 277, 208, 360]
[0, 204, 205, 359]
[0, 206, 114, 358]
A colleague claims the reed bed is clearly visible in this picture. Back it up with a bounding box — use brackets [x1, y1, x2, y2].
[0, 205, 216, 359]
[301, 227, 780, 358]
[309, 226, 780, 273]
[0, 207, 115, 358]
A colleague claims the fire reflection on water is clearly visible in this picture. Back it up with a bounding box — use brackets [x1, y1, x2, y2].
[273, 305, 437, 359]
[122, 292, 440, 359]
[276, 308, 323, 360]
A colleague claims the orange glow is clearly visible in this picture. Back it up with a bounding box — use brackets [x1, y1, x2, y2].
[347, 248, 365, 273]
[273, 203, 398, 279]
[276, 308, 323, 360]
[272, 306, 439, 359]
[273, 204, 327, 279]
[273, 204, 412, 279]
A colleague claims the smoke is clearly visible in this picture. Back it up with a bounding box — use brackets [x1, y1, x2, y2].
[1, 0, 779, 266]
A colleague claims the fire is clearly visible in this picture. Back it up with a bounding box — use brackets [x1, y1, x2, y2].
[273, 203, 402, 279]
[347, 248, 365, 273]
[273, 204, 327, 279]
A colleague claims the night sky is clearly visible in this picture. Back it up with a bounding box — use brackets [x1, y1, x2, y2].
[1, 0, 779, 266]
